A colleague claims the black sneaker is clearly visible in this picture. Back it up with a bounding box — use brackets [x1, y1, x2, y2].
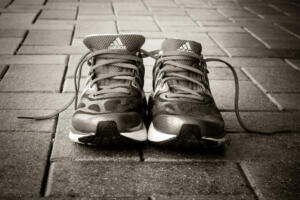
[69, 34, 148, 145]
[148, 38, 226, 146]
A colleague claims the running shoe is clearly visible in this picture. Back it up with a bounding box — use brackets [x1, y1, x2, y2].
[148, 38, 226, 146]
[69, 34, 148, 145]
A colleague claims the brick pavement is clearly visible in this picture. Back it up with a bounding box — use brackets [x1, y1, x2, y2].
[0, 0, 300, 199]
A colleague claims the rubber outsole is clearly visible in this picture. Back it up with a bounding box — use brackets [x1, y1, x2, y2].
[148, 123, 226, 148]
[69, 121, 147, 146]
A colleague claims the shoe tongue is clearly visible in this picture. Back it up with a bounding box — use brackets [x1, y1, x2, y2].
[83, 34, 145, 52]
[161, 38, 202, 55]
[160, 38, 205, 95]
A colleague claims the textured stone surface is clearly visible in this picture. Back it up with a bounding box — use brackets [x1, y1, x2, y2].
[24, 30, 73, 45]
[143, 133, 300, 162]
[242, 65, 300, 93]
[207, 57, 289, 68]
[286, 58, 300, 71]
[155, 15, 196, 26]
[46, 161, 253, 198]
[210, 80, 277, 111]
[0, 93, 74, 110]
[0, 110, 56, 132]
[0, 65, 65, 92]
[18, 45, 86, 55]
[241, 161, 300, 200]
[74, 21, 116, 38]
[0, 55, 68, 65]
[188, 9, 228, 21]
[0, 65, 8, 79]
[208, 67, 248, 81]
[118, 20, 160, 32]
[0, 131, 51, 198]
[0, 29, 26, 38]
[222, 112, 300, 133]
[209, 33, 265, 48]
[0, 38, 23, 54]
[270, 94, 300, 110]
[39, 9, 77, 20]
[51, 111, 141, 162]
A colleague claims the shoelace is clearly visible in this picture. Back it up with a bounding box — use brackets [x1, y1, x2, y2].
[152, 51, 292, 135]
[19, 49, 292, 135]
[19, 49, 145, 120]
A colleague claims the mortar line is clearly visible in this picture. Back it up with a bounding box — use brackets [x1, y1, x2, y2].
[238, 162, 266, 200]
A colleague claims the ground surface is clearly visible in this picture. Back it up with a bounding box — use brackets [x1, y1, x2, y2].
[0, 0, 300, 199]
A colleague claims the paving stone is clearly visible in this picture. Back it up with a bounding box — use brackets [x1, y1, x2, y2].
[222, 112, 300, 133]
[0, 93, 74, 110]
[35, 19, 77, 25]
[198, 21, 242, 27]
[217, 8, 257, 18]
[270, 94, 300, 110]
[161, 26, 205, 33]
[224, 48, 279, 57]
[207, 57, 289, 68]
[118, 20, 160, 32]
[240, 161, 300, 200]
[51, 111, 141, 162]
[264, 39, 300, 49]
[146, 0, 178, 8]
[74, 21, 116, 38]
[245, 26, 297, 40]
[66, 54, 89, 78]
[0, 110, 56, 132]
[0, 13, 37, 26]
[208, 67, 248, 80]
[198, 26, 245, 33]
[39, 9, 77, 20]
[0, 29, 26, 38]
[211, 80, 277, 111]
[285, 58, 300, 71]
[31, 23, 74, 30]
[0, 131, 51, 198]
[242, 65, 300, 93]
[24, 30, 73, 45]
[245, 5, 284, 16]
[0, 65, 8, 79]
[46, 161, 253, 197]
[155, 15, 196, 26]
[143, 133, 300, 162]
[188, 9, 228, 21]
[78, 4, 114, 15]
[209, 33, 265, 48]
[0, 55, 68, 65]
[0, 64, 65, 92]
[151, 8, 186, 15]
[12, 0, 45, 5]
[278, 23, 300, 37]
[0, 0, 10, 8]
[0, 38, 22, 54]
[18, 45, 86, 55]
[113, 2, 147, 12]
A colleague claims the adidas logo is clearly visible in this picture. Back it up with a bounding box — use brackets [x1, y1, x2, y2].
[108, 37, 126, 49]
[178, 42, 192, 52]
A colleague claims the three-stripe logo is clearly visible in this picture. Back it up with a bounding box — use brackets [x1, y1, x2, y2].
[178, 42, 192, 52]
[108, 37, 126, 49]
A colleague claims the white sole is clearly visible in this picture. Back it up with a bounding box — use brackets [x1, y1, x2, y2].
[69, 123, 147, 144]
[148, 123, 176, 142]
[148, 122, 226, 145]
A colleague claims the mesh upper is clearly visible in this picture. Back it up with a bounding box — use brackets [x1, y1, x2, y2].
[82, 34, 145, 88]
[158, 38, 206, 93]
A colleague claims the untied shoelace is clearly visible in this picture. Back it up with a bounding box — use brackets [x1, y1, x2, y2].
[18, 48, 292, 135]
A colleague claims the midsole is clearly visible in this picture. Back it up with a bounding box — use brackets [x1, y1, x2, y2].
[148, 122, 226, 143]
[69, 123, 147, 143]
